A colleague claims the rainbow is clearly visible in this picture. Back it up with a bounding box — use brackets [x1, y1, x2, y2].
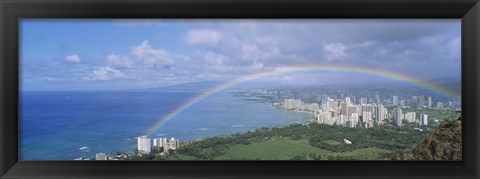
[144, 64, 460, 136]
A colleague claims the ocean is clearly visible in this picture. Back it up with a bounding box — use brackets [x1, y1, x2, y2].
[19, 90, 312, 160]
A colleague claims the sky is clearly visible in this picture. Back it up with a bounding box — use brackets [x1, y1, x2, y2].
[20, 19, 461, 91]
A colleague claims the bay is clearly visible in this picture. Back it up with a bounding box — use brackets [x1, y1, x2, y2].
[20, 90, 312, 160]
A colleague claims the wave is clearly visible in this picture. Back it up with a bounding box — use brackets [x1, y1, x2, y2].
[197, 128, 208, 131]
[78, 146, 90, 152]
[232, 124, 246, 128]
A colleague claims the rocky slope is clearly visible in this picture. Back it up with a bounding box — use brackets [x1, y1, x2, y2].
[393, 119, 462, 160]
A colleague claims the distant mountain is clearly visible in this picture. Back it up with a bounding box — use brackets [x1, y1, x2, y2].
[432, 77, 461, 95]
[393, 118, 462, 160]
[137, 76, 461, 93]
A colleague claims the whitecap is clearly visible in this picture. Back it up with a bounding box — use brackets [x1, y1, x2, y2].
[78, 146, 90, 152]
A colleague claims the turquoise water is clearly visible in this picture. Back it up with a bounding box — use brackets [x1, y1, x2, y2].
[20, 91, 312, 160]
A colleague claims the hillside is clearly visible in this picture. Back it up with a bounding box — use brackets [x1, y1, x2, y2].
[393, 119, 462, 160]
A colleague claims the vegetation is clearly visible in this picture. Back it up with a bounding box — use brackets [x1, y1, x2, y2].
[154, 122, 435, 160]
[393, 119, 462, 160]
[117, 109, 460, 161]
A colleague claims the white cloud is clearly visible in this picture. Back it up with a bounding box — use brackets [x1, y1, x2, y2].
[107, 53, 133, 68]
[374, 47, 387, 56]
[420, 36, 440, 45]
[184, 29, 222, 46]
[241, 42, 281, 62]
[354, 41, 376, 47]
[44, 76, 63, 81]
[448, 36, 461, 59]
[201, 51, 229, 65]
[65, 54, 81, 63]
[84, 67, 124, 81]
[131, 40, 173, 68]
[324, 43, 348, 61]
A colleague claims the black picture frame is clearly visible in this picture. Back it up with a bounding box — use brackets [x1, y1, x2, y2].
[1, 0, 479, 178]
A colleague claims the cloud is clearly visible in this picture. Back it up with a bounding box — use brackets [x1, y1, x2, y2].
[106, 53, 133, 68]
[201, 51, 229, 65]
[324, 43, 348, 61]
[353, 41, 376, 48]
[131, 40, 173, 68]
[65, 54, 81, 63]
[84, 67, 124, 81]
[43, 76, 63, 81]
[184, 29, 222, 46]
[448, 36, 461, 59]
[374, 47, 387, 56]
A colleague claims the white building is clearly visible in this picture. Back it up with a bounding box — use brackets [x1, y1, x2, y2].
[169, 138, 180, 149]
[437, 102, 444, 109]
[307, 103, 319, 112]
[348, 113, 359, 128]
[420, 114, 428, 126]
[137, 135, 152, 154]
[318, 111, 335, 125]
[393, 96, 399, 106]
[153, 138, 168, 150]
[284, 99, 302, 109]
[95, 153, 108, 160]
[345, 97, 351, 105]
[362, 111, 373, 128]
[375, 105, 385, 125]
[360, 97, 367, 105]
[337, 114, 346, 126]
[405, 112, 416, 123]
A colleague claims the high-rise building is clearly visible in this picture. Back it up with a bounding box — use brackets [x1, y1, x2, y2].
[341, 101, 349, 116]
[360, 97, 367, 105]
[405, 112, 416, 123]
[307, 103, 319, 111]
[169, 138, 180, 149]
[317, 110, 335, 125]
[437, 102, 444, 109]
[361, 104, 375, 114]
[337, 114, 346, 126]
[362, 111, 373, 128]
[375, 105, 385, 125]
[428, 96, 432, 108]
[327, 98, 337, 114]
[345, 97, 351, 105]
[348, 105, 359, 117]
[394, 108, 403, 126]
[95, 153, 108, 160]
[420, 114, 428, 126]
[317, 111, 331, 124]
[153, 138, 168, 150]
[284, 99, 302, 109]
[419, 96, 425, 108]
[137, 136, 152, 154]
[393, 96, 399, 106]
[348, 113, 359, 128]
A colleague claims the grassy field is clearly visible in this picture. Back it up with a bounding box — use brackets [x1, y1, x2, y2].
[173, 138, 392, 160]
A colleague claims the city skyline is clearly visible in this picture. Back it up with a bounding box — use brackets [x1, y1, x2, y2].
[21, 19, 460, 91]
